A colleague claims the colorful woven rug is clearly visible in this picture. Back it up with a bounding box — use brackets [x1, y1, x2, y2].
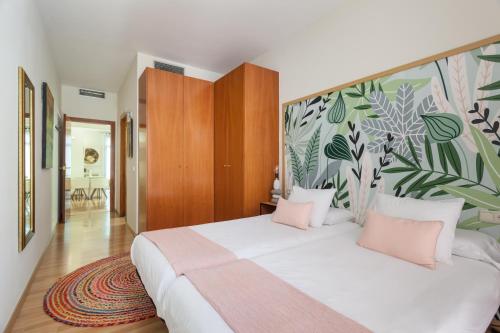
[43, 253, 157, 327]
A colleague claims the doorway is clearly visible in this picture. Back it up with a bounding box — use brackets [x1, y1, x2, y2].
[59, 116, 115, 221]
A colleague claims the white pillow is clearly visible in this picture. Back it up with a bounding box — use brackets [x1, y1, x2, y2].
[288, 186, 336, 227]
[323, 208, 354, 225]
[374, 193, 464, 264]
[453, 229, 500, 270]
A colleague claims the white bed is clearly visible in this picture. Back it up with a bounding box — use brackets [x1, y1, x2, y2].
[160, 226, 500, 333]
[130, 214, 359, 312]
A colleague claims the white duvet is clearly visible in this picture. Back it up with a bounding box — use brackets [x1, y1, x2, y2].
[161, 227, 500, 333]
[130, 214, 359, 313]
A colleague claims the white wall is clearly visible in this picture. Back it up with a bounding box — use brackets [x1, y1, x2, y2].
[0, 0, 61, 330]
[69, 127, 110, 178]
[117, 53, 221, 233]
[137, 53, 222, 83]
[251, 0, 500, 170]
[62, 85, 117, 122]
[117, 57, 137, 230]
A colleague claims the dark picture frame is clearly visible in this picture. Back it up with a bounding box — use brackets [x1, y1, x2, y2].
[42, 82, 54, 169]
[127, 115, 133, 158]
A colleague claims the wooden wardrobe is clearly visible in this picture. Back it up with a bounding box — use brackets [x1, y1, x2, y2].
[214, 63, 279, 221]
[138, 68, 214, 231]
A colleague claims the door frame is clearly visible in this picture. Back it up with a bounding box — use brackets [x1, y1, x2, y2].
[57, 114, 66, 223]
[60, 116, 116, 220]
[119, 114, 127, 217]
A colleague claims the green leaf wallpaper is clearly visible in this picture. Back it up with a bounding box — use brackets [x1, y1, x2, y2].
[284, 39, 500, 239]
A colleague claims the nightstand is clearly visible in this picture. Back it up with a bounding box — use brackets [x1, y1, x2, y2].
[260, 202, 277, 215]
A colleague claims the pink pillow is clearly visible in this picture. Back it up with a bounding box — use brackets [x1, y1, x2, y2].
[357, 210, 443, 269]
[272, 198, 313, 230]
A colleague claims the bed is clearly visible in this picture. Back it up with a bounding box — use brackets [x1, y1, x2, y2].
[130, 214, 358, 312]
[159, 226, 500, 333]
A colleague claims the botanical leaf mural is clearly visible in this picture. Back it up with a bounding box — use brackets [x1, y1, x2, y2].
[324, 135, 352, 161]
[361, 83, 437, 161]
[303, 125, 321, 187]
[284, 38, 500, 238]
[327, 92, 346, 124]
[421, 113, 463, 143]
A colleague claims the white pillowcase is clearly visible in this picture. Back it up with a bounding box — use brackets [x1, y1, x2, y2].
[374, 193, 464, 264]
[453, 228, 500, 270]
[323, 208, 354, 225]
[288, 186, 336, 227]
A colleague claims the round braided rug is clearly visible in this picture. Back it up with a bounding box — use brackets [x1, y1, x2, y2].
[43, 253, 156, 327]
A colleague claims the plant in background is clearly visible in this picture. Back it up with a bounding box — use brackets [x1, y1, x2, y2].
[438, 126, 500, 210]
[371, 133, 394, 189]
[383, 128, 499, 207]
[361, 83, 437, 161]
[327, 92, 346, 124]
[324, 135, 352, 161]
[346, 153, 373, 225]
[477, 52, 500, 102]
[347, 121, 364, 181]
[468, 102, 500, 155]
[302, 126, 321, 187]
[421, 113, 463, 143]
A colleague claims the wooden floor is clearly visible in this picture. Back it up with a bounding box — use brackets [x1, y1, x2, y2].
[8, 209, 167, 332]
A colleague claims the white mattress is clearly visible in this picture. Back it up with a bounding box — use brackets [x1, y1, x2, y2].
[130, 214, 359, 314]
[161, 227, 500, 333]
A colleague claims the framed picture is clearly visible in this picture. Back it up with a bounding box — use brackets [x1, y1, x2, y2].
[42, 82, 54, 169]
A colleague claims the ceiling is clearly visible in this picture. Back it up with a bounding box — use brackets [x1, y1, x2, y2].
[35, 0, 343, 92]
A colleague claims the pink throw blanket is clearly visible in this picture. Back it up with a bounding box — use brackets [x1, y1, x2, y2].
[185, 259, 372, 333]
[142, 227, 237, 276]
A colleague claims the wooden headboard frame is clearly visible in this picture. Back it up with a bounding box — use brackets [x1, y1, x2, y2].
[280, 34, 500, 195]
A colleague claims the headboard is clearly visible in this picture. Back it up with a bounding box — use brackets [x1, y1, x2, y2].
[281, 35, 500, 236]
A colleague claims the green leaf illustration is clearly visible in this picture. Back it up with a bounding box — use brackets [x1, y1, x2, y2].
[405, 172, 432, 193]
[424, 136, 434, 170]
[421, 113, 463, 143]
[437, 143, 448, 173]
[439, 142, 461, 176]
[327, 92, 346, 124]
[393, 171, 420, 190]
[478, 80, 500, 90]
[458, 216, 498, 230]
[380, 78, 431, 99]
[476, 153, 484, 183]
[438, 185, 500, 210]
[407, 138, 421, 168]
[288, 145, 304, 185]
[392, 152, 417, 168]
[324, 135, 352, 161]
[477, 54, 500, 62]
[478, 94, 500, 101]
[303, 126, 321, 176]
[382, 167, 417, 174]
[470, 126, 500, 190]
[353, 104, 371, 110]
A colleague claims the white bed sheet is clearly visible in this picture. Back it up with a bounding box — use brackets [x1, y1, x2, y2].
[130, 214, 359, 314]
[161, 227, 500, 333]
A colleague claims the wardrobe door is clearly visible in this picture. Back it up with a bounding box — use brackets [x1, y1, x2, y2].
[225, 66, 245, 220]
[147, 69, 184, 230]
[183, 76, 214, 226]
[214, 75, 229, 221]
[242, 64, 279, 216]
[214, 66, 244, 221]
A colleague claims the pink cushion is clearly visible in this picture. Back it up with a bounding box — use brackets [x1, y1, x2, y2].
[357, 210, 443, 269]
[272, 198, 313, 230]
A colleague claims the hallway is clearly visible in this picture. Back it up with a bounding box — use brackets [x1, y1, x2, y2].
[8, 212, 166, 332]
